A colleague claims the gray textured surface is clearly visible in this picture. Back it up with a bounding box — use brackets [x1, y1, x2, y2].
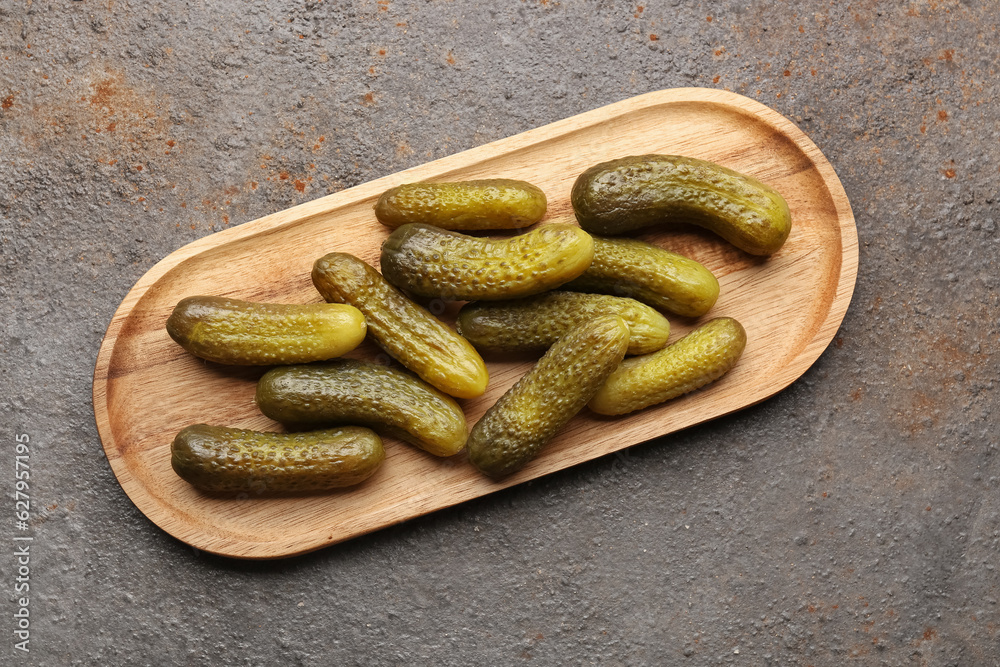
[2, 0, 999, 664]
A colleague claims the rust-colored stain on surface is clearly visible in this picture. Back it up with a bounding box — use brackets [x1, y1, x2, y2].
[395, 141, 413, 159]
[21, 66, 169, 175]
[2, 94, 14, 110]
[90, 78, 117, 113]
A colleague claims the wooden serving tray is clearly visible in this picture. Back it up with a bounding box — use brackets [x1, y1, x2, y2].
[93, 88, 857, 559]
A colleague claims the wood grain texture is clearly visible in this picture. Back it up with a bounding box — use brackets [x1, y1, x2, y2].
[92, 88, 858, 559]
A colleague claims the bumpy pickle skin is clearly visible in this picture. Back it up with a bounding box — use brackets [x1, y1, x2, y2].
[467, 315, 629, 479]
[572, 155, 792, 256]
[564, 236, 719, 318]
[456, 291, 669, 356]
[165, 296, 366, 365]
[588, 317, 747, 416]
[256, 359, 468, 457]
[311, 253, 488, 399]
[380, 223, 595, 301]
[375, 179, 548, 231]
[171, 424, 384, 494]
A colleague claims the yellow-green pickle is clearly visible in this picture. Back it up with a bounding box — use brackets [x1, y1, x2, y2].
[589, 317, 747, 415]
[171, 424, 384, 494]
[564, 236, 719, 317]
[311, 252, 489, 399]
[572, 154, 791, 256]
[375, 179, 548, 230]
[467, 315, 629, 479]
[456, 291, 669, 356]
[380, 223, 595, 301]
[256, 359, 469, 457]
[166, 296, 366, 365]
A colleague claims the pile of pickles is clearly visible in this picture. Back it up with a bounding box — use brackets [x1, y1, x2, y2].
[168, 155, 791, 494]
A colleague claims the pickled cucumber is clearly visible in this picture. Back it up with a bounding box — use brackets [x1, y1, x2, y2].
[171, 424, 384, 494]
[572, 155, 791, 256]
[256, 359, 469, 457]
[467, 315, 629, 478]
[456, 291, 669, 356]
[311, 252, 488, 399]
[166, 296, 366, 365]
[589, 317, 746, 415]
[375, 179, 548, 230]
[564, 236, 719, 318]
[380, 223, 595, 301]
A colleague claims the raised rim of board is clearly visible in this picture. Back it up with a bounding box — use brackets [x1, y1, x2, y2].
[93, 88, 858, 559]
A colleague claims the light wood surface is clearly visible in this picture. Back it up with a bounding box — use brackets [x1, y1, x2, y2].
[92, 88, 858, 560]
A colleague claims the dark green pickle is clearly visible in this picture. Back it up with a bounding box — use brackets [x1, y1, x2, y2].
[312, 252, 489, 399]
[375, 179, 548, 230]
[564, 236, 719, 318]
[589, 317, 747, 415]
[572, 155, 792, 256]
[456, 291, 669, 356]
[380, 223, 594, 301]
[166, 296, 366, 365]
[171, 424, 384, 494]
[256, 359, 468, 457]
[467, 315, 629, 479]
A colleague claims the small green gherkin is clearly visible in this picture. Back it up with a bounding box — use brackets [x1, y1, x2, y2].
[572, 154, 791, 256]
[375, 179, 548, 230]
[256, 359, 469, 457]
[589, 317, 747, 416]
[166, 296, 367, 365]
[379, 223, 595, 301]
[467, 315, 630, 479]
[456, 291, 669, 356]
[171, 425, 385, 495]
[311, 252, 489, 399]
[564, 236, 719, 318]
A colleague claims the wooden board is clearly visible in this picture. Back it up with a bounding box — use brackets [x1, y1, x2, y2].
[92, 88, 858, 559]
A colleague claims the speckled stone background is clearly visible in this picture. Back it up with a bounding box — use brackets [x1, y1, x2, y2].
[2, 1, 999, 664]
